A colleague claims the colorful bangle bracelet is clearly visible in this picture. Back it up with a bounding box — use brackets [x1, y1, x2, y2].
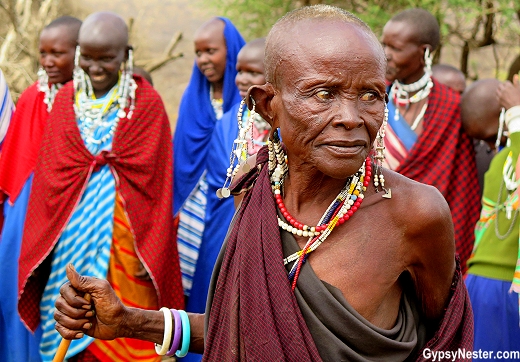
[166, 309, 182, 357]
[176, 310, 191, 358]
[154, 307, 173, 355]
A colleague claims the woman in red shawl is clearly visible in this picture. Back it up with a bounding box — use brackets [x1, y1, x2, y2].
[17, 11, 183, 362]
[381, 8, 480, 273]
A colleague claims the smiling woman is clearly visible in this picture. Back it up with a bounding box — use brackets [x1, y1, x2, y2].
[17, 11, 183, 362]
[78, 16, 129, 98]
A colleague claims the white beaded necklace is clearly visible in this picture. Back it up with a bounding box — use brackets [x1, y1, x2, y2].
[37, 68, 61, 112]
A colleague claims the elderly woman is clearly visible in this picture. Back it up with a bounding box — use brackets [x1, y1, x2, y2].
[55, 6, 472, 361]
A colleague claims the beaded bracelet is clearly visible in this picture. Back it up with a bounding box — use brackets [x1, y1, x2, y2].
[166, 309, 182, 357]
[176, 310, 191, 358]
[155, 307, 173, 355]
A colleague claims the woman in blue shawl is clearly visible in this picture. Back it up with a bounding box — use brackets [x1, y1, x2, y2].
[173, 18, 245, 310]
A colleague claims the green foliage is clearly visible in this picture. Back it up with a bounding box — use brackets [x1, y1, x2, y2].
[203, 0, 520, 79]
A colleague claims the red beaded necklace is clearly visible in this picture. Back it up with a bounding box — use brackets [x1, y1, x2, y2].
[273, 157, 372, 289]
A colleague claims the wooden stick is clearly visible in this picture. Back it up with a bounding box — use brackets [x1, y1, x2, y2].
[53, 293, 92, 362]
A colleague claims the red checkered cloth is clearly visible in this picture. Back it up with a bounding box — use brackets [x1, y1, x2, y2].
[393, 81, 480, 273]
[18, 76, 184, 331]
[0, 82, 48, 204]
[205, 147, 473, 361]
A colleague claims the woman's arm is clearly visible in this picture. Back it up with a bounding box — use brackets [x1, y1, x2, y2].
[54, 264, 205, 354]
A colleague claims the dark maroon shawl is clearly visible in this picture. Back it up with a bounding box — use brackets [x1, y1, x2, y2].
[204, 146, 473, 361]
[18, 76, 184, 331]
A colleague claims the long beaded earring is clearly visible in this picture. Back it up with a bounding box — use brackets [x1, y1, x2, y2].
[495, 107, 506, 153]
[424, 47, 433, 75]
[117, 48, 137, 120]
[73, 46, 83, 94]
[373, 106, 391, 198]
[217, 97, 258, 199]
[271, 128, 288, 184]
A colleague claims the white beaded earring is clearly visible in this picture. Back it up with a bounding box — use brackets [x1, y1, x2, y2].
[217, 97, 258, 199]
[424, 47, 433, 75]
[495, 107, 506, 153]
[373, 106, 391, 198]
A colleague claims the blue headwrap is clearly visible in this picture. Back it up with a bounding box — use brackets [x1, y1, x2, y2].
[173, 17, 245, 214]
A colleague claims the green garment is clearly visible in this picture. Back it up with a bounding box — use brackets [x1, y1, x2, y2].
[467, 132, 520, 283]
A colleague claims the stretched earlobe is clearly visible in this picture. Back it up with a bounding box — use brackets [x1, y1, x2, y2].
[247, 83, 276, 128]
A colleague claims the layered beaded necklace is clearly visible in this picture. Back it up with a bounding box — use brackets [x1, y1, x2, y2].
[269, 131, 371, 289]
[389, 71, 432, 130]
[37, 68, 60, 112]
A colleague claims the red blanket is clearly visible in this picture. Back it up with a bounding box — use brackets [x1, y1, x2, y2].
[18, 76, 184, 331]
[204, 147, 473, 361]
[0, 82, 48, 204]
[393, 81, 480, 273]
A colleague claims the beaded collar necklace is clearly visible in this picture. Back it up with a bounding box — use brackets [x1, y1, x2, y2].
[270, 134, 371, 289]
[390, 71, 433, 108]
[37, 68, 61, 112]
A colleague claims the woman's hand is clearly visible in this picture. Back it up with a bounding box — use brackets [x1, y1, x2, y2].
[497, 74, 520, 110]
[54, 264, 128, 340]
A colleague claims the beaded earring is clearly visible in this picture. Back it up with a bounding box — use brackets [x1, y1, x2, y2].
[424, 47, 433, 75]
[37, 68, 60, 112]
[117, 48, 137, 119]
[216, 97, 259, 199]
[269, 129, 288, 187]
[373, 106, 391, 198]
[495, 107, 506, 153]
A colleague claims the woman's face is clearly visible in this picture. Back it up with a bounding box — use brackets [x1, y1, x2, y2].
[194, 28, 227, 85]
[78, 39, 126, 97]
[39, 26, 77, 85]
[269, 19, 387, 180]
[381, 20, 426, 84]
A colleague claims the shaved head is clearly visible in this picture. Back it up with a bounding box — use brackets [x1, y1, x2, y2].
[239, 38, 265, 60]
[461, 78, 501, 142]
[195, 17, 225, 40]
[389, 8, 440, 51]
[432, 64, 466, 93]
[79, 11, 128, 50]
[43, 16, 82, 44]
[265, 5, 383, 86]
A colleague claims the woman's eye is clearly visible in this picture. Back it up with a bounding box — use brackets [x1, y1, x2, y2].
[360, 92, 376, 101]
[316, 90, 332, 100]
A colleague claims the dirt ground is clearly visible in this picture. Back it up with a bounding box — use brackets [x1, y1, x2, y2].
[71, 0, 216, 133]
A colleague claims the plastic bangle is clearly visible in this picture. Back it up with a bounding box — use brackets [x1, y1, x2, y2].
[175, 310, 191, 358]
[154, 307, 173, 355]
[166, 309, 182, 357]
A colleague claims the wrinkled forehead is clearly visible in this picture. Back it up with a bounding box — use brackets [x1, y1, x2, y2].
[273, 19, 386, 85]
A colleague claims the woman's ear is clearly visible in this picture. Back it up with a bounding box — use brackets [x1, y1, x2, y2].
[247, 83, 276, 128]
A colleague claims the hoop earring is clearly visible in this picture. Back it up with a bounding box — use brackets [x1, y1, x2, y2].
[373, 106, 391, 198]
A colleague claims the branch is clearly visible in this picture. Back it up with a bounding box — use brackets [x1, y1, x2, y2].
[477, 1, 495, 47]
[140, 52, 183, 73]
